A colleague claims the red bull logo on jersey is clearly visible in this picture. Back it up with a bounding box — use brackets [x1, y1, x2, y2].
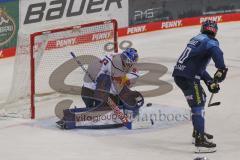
[161, 20, 182, 29]
[200, 16, 222, 23]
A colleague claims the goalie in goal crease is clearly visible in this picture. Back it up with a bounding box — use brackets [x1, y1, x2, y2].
[57, 48, 144, 129]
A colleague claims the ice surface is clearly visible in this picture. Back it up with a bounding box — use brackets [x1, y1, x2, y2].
[0, 22, 240, 160]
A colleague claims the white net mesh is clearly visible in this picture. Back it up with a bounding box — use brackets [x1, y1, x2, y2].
[2, 20, 117, 119]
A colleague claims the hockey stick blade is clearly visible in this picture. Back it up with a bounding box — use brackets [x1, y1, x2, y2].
[208, 102, 221, 107]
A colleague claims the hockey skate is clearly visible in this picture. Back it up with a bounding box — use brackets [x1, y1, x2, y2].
[192, 130, 213, 144]
[194, 133, 216, 153]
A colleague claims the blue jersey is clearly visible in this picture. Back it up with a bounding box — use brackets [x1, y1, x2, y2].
[172, 34, 226, 81]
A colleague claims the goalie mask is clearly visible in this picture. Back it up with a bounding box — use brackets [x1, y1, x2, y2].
[121, 48, 138, 72]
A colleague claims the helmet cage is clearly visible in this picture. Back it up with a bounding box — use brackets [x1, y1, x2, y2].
[121, 48, 138, 70]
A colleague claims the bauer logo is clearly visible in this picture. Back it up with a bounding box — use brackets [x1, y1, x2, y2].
[0, 8, 16, 47]
[161, 20, 182, 29]
[200, 16, 222, 23]
[23, 0, 123, 25]
[127, 25, 146, 35]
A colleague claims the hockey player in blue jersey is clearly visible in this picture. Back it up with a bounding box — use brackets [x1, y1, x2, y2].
[172, 20, 228, 153]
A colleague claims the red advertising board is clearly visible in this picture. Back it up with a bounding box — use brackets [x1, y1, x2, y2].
[118, 13, 240, 36]
[0, 47, 16, 58]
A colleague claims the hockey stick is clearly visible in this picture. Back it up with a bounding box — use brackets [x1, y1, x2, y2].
[207, 78, 221, 107]
[208, 93, 221, 107]
[70, 52, 132, 129]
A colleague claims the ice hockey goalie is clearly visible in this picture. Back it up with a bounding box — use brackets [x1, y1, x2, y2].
[57, 48, 144, 129]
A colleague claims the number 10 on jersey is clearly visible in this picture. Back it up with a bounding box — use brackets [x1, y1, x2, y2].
[178, 47, 192, 64]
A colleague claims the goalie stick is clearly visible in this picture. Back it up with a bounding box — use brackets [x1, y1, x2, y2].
[70, 52, 135, 129]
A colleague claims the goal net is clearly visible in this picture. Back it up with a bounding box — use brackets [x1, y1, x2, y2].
[2, 20, 118, 119]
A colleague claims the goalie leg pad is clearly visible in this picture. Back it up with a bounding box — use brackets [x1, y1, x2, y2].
[81, 86, 98, 108]
[57, 107, 124, 129]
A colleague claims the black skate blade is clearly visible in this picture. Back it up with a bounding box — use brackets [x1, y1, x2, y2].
[195, 146, 217, 153]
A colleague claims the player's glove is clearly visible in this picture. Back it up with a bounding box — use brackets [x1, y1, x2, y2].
[205, 80, 220, 93]
[214, 68, 228, 83]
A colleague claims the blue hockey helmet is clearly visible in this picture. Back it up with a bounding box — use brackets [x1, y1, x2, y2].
[121, 48, 138, 69]
[201, 20, 218, 37]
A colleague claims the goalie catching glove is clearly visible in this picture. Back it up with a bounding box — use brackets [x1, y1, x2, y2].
[119, 86, 144, 110]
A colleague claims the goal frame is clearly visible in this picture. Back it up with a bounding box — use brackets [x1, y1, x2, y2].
[29, 19, 118, 119]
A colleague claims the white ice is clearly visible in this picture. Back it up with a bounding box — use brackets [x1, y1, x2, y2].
[0, 22, 240, 160]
